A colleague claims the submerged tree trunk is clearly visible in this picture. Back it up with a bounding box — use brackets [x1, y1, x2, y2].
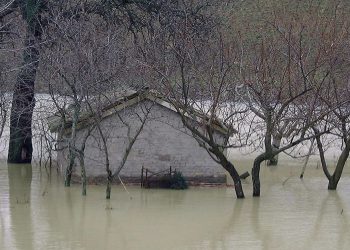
[65, 105, 80, 187]
[314, 131, 350, 191]
[328, 143, 350, 190]
[210, 147, 245, 198]
[252, 153, 267, 197]
[328, 177, 337, 190]
[101, 131, 111, 199]
[226, 161, 245, 198]
[8, 1, 44, 163]
[65, 152, 75, 187]
[95, 125, 111, 199]
[106, 169, 112, 199]
[78, 154, 87, 196]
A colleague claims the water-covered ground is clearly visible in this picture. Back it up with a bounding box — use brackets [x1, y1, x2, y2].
[0, 159, 349, 250]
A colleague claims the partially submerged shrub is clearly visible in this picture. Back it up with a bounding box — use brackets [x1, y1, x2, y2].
[170, 171, 188, 190]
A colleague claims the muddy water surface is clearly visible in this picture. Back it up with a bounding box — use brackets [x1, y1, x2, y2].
[0, 160, 349, 250]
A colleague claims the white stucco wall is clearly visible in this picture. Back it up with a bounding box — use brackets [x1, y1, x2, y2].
[57, 99, 227, 184]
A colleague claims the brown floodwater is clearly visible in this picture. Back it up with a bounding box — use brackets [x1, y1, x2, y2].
[0, 159, 349, 250]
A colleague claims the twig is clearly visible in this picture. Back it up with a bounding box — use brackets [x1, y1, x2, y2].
[118, 175, 132, 200]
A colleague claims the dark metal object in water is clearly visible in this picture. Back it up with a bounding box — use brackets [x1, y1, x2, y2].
[141, 166, 188, 189]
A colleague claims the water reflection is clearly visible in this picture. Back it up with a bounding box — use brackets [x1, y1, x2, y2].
[0, 162, 349, 250]
[8, 164, 32, 204]
[305, 191, 348, 250]
[8, 164, 33, 250]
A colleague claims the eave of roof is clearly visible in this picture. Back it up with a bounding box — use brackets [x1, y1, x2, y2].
[48, 89, 234, 136]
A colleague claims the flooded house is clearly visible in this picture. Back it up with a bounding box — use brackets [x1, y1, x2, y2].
[48, 88, 230, 185]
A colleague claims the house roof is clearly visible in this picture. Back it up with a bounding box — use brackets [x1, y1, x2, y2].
[47, 88, 234, 135]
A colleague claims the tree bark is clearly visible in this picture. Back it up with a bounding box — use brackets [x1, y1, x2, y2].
[226, 161, 245, 199]
[78, 154, 87, 196]
[65, 104, 80, 187]
[209, 147, 245, 198]
[8, 36, 38, 163]
[64, 152, 75, 187]
[267, 136, 281, 166]
[252, 153, 267, 197]
[328, 177, 337, 190]
[95, 124, 111, 199]
[8, 1, 44, 163]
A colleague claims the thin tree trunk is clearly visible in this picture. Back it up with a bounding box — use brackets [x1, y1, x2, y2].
[78, 154, 87, 196]
[65, 152, 75, 187]
[65, 105, 80, 187]
[101, 130, 111, 199]
[95, 125, 111, 199]
[0, 106, 6, 139]
[112, 109, 150, 178]
[77, 127, 92, 195]
[300, 138, 315, 179]
[106, 169, 112, 199]
[314, 133, 332, 180]
[8, 1, 44, 163]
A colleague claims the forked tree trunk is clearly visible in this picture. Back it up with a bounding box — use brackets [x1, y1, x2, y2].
[314, 131, 350, 191]
[267, 136, 281, 166]
[328, 143, 350, 190]
[8, 1, 44, 163]
[328, 177, 338, 190]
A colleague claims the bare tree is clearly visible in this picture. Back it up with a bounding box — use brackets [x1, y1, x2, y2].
[3, 0, 214, 163]
[313, 66, 350, 190]
[234, 1, 349, 196]
[42, 6, 153, 197]
[41, 7, 119, 187]
[138, 6, 249, 198]
[84, 88, 154, 199]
